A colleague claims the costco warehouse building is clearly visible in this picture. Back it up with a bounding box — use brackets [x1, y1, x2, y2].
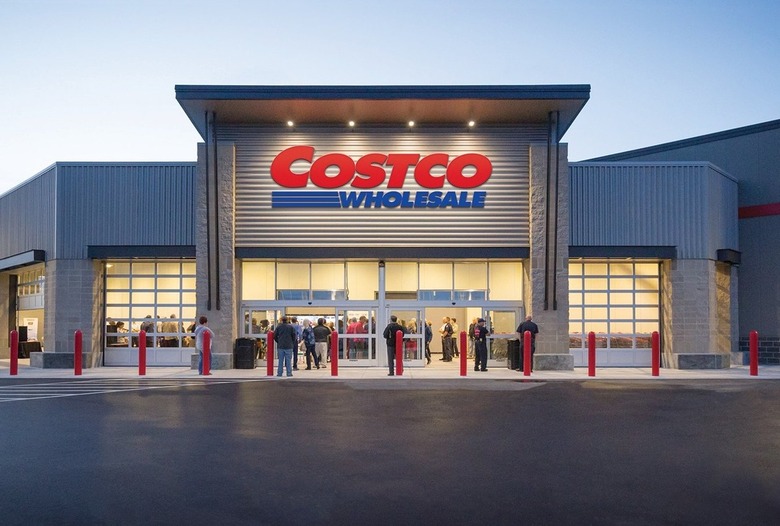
[1, 85, 776, 370]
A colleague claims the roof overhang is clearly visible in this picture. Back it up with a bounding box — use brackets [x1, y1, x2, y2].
[175, 85, 590, 140]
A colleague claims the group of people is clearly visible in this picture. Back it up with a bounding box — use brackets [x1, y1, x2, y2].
[106, 314, 190, 348]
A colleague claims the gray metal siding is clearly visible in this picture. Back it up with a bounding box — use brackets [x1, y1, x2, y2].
[570, 163, 738, 259]
[55, 164, 196, 259]
[219, 126, 546, 247]
[0, 167, 56, 259]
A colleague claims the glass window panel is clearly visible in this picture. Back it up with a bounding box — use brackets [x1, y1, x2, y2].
[568, 322, 583, 334]
[569, 277, 583, 291]
[106, 306, 129, 319]
[584, 307, 608, 319]
[347, 262, 377, 300]
[182, 262, 196, 274]
[584, 263, 608, 275]
[636, 321, 660, 333]
[610, 262, 634, 275]
[133, 262, 156, 275]
[636, 276, 659, 291]
[636, 307, 659, 320]
[610, 278, 634, 290]
[182, 277, 196, 290]
[106, 262, 130, 275]
[131, 292, 155, 304]
[182, 292, 196, 304]
[106, 277, 129, 289]
[157, 292, 180, 304]
[609, 307, 634, 319]
[636, 292, 659, 304]
[569, 263, 583, 276]
[386, 262, 417, 291]
[312, 262, 344, 290]
[584, 277, 608, 290]
[610, 292, 634, 305]
[419, 290, 452, 301]
[569, 292, 583, 306]
[454, 262, 487, 290]
[635, 335, 652, 348]
[182, 306, 197, 320]
[157, 262, 181, 275]
[242, 261, 275, 301]
[132, 277, 155, 289]
[635, 263, 659, 276]
[610, 321, 634, 333]
[609, 335, 634, 348]
[312, 290, 346, 300]
[106, 292, 130, 304]
[420, 263, 452, 289]
[277, 290, 309, 300]
[453, 290, 485, 301]
[489, 261, 522, 300]
[587, 321, 608, 333]
[157, 277, 180, 290]
[584, 292, 608, 305]
[570, 307, 583, 320]
[277, 262, 309, 289]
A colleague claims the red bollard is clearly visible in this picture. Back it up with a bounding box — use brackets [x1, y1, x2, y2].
[395, 330, 403, 376]
[74, 330, 83, 376]
[460, 331, 467, 376]
[651, 331, 660, 377]
[139, 330, 147, 376]
[331, 331, 339, 376]
[587, 331, 596, 377]
[266, 331, 275, 377]
[523, 330, 532, 376]
[10, 330, 19, 376]
[203, 330, 211, 375]
[750, 330, 759, 376]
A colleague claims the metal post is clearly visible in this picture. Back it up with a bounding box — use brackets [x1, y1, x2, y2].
[139, 330, 147, 376]
[651, 331, 660, 377]
[523, 330, 532, 376]
[266, 331, 275, 377]
[395, 330, 403, 376]
[10, 330, 18, 376]
[588, 331, 596, 377]
[331, 331, 339, 376]
[750, 330, 759, 376]
[460, 331, 467, 377]
[74, 330, 83, 376]
[203, 330, 211, 375]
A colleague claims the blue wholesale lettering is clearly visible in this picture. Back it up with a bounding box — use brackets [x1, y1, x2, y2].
[337, 191, 486, 209]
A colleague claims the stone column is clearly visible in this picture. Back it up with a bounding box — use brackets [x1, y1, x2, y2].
[32, 259, 103, 368]
[662, 259, 733, 369]
[194, 140, 238, 369]
[527, 143, 572, 370]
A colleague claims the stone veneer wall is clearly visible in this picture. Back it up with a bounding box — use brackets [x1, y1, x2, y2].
[661, 259, 733, 369]
[526, 143, 572, 369]
[41, 258, 103, 367]
[0, 273, 9, 358]
[195, 142, 238, 360]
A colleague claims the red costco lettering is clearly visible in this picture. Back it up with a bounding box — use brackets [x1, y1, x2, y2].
[270, 146, 492, 189]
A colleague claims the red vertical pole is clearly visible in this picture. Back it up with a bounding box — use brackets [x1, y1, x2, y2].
[523, 330, 532, 376]
[460, 331, 467, 376]
[750, 330, 759, 376]
[203, 330, 211, 375]
[10, 330, 19, 376]
[74, 330, 83, 376]
[587, 331, 596, 377]
[266, 331, 275, 376]
[395, 330, 403, 376]
[651, 331, 660, 377]
[331, 331, 339, 376]
[139, 330, 147, 376]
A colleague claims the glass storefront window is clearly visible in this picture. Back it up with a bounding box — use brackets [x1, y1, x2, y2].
[454, 262, 487, 290]
[242, 261, 275, 301]
[347, 262, 377, 300]
[420, 263, 452, 289]
[489, 262, 522, 300]
[386, 262, 417, 292]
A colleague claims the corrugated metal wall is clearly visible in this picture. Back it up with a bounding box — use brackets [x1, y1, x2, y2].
[55, 163, 197, 259]
[0, 167, 57, 259]
[219, 126, 547, 247]
[570, 163, 738, 259]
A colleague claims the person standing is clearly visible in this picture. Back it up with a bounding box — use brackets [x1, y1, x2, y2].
[312, 318, 331, 369]
[194, 316, 215, 375]
[516, 315, 540, 371]
[473, 317, 489, 372]
[291, 316, 302, 371]
[274, 316, 297, 377]
[439, 317, 453, 361]
[451, 317, 460, 357]
[382, 315, 406, 376]
[424, 319, 433, 365]
[468, 317, 478, 358]
[301, 319, 317, 370]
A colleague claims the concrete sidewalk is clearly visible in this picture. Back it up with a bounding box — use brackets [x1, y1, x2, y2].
[2, 358, 778, 381]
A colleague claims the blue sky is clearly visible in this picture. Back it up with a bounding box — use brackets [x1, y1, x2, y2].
[1, 0, 778, 194]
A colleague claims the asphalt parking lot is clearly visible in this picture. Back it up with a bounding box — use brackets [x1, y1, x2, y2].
[1, 377, 779, 525]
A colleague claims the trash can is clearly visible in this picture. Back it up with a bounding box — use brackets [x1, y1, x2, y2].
[234, 337, 257, 369]
[507, 338, 521, 371]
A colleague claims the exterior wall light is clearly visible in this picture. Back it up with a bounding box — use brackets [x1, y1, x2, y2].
[468, 120, 476, 127]
[287, 120, 294, 127]
[348, 120, 355, 127]
[408, 120, 415, 127]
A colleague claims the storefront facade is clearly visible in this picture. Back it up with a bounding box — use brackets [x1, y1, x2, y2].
[0, 85, 745, 369]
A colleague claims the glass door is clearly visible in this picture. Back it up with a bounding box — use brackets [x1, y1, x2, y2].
[337, 308, 377, 366]
[483, 308, 521, 367]
[387, 308, 425, 367]
[242, 307, 282, 365]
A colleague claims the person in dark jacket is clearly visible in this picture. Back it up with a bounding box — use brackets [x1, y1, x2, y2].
[473, 318, 489, 372]
[274, 316, 297, 377]
[516, 315, 540, 371]
[382, 315, 406, 376]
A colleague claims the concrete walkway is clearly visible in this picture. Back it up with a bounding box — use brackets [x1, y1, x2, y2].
[2, 357, 778, 381]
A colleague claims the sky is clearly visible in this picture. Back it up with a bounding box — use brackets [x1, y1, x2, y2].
[1, 0, 779, 194]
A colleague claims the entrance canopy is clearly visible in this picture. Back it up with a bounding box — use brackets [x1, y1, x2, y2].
[175, 84, 590, 138]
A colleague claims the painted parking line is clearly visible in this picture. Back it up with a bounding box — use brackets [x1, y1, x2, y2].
[0, 378, 268, 403]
